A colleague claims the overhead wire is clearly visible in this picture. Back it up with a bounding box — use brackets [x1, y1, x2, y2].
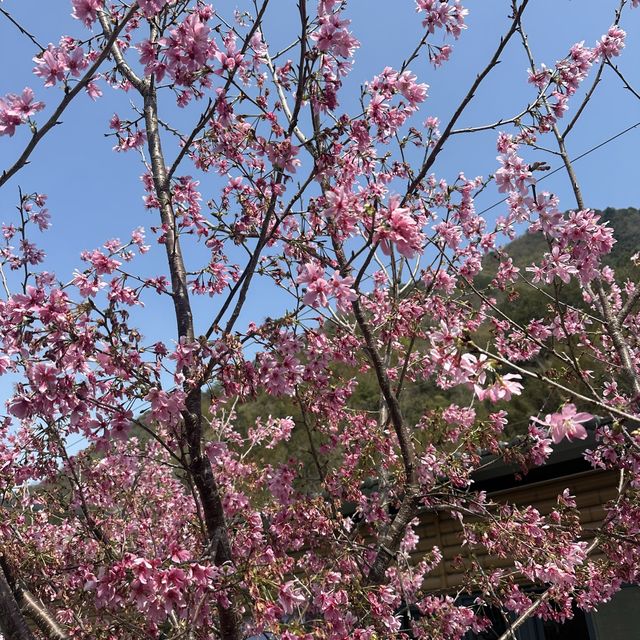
[476, 120, 640, 216]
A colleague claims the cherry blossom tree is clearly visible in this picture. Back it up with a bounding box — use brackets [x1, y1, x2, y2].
[0, 1, 640, 638]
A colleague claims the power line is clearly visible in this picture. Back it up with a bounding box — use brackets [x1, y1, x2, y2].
[476, 120, 640, 216]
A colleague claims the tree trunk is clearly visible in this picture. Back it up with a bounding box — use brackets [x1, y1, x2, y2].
[0, 558, 35, 640]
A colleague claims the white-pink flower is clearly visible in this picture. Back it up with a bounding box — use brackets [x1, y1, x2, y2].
[531, 404, 592, 444]
[278, 580, 306, 614]
[376, 196, 425, 259]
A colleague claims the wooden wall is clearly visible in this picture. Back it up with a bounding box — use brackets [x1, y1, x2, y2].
[413, 469, 620, 592]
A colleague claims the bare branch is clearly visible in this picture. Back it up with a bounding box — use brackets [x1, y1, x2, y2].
[607, 59, 640, 101]
[97, 8, 146, 92]
[0, 6, 45, 52]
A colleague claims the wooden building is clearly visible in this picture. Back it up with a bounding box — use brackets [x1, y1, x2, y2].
[414, 429, 640, 639]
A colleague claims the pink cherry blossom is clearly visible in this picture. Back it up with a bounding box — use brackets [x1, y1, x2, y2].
[278, 581, 306, 615]
[138, 0, 169, 18]
[33, 47, 68, 87]
[0, 88, 45, 136]
[376, 195, 425, 259]
[595, 25, 626, 58]
[71, 0, 102, 26]
[532, 404, 593, 444]
[416, 0, 468, 39]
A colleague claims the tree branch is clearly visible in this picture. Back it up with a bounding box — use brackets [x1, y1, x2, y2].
[400, 0, 530, 207]
[0, 4, 139, 188]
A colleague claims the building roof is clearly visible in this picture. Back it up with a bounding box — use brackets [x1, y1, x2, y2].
[472, 419, 606, 494]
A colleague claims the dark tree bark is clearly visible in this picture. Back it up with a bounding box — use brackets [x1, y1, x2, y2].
[0, 558, 35, 640]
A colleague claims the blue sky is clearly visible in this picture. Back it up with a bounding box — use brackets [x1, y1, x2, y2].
[0, 0, 639, 408]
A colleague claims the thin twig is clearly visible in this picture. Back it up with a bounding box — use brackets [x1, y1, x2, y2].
[0, 6, 45, 52]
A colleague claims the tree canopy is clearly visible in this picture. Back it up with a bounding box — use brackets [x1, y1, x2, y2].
[0, 2, 640, 639]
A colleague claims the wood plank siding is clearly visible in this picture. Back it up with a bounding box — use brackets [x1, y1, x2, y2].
[415, 469, 619, 591]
